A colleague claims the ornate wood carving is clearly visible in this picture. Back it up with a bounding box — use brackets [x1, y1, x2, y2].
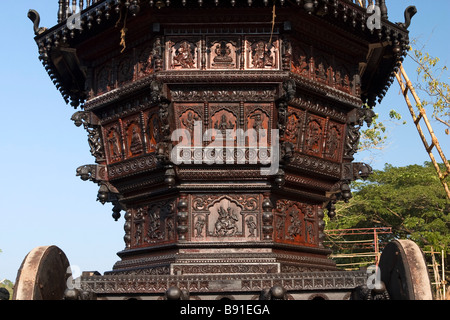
[274, 200, 318, 247]
[128, 199, 177, 249]
[191, 194, 261, 241]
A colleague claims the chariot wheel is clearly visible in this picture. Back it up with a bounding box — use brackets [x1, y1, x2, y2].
[12, 246, 70, 300]
[379, 239, 433, 300]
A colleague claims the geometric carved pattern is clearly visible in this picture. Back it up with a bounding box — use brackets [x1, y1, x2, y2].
[80, 271, 368, 295]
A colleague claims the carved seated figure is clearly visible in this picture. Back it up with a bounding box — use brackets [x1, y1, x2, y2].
[213, 41, 233, 66]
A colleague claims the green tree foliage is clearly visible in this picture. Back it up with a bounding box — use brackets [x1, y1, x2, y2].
[326, 162, 450, 253]
[0, 279, 13, 300]
[409, 40, 450, 133]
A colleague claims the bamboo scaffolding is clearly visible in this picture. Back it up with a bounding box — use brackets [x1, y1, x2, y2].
[395, 63, 450, 199]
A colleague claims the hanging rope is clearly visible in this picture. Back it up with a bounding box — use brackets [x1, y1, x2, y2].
[115, 6, 128, 53]
[268, 1, 276, 47]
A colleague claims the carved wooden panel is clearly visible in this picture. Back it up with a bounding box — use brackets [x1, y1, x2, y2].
[323, 120, 345, 162]
[209, 103, 239, 143]
[245, 37, 280, 70]
[143, 108, 161, 154]
[166, 38, 201, 70]
[244, 103, 272, 148]
[303, 113, 326, 158]
[117, 55, 135, 85]
[103, 121, 124, 164]
[136, 45, 154, 80]
[290, 44, 310, 77]
[95, 62, 113, 96]
[285, 107, 305, 150]
[274, 200, 318, 247]
[129, 199, 177, 249]
[123, 114, 144, 159]
[174, 103, 204, 145]
[207, 37, 239, 70]
[191, 194, 261, 242]
[92, 41, 156, 97]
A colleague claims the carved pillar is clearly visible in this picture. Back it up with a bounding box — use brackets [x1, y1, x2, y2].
[317, 208, 325, 248]
[262, 194, 274, 240]
[124, 209, 132, 249]
[177, 195, 189, 240]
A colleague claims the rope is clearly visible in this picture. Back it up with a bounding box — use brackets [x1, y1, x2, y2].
[268, 1, 276, 47]
[115, 5, 128, 53]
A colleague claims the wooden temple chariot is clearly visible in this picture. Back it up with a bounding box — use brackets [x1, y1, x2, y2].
[21, 0, 431, 300]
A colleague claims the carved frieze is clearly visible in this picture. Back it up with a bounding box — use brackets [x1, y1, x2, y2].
[169, 85, 277, 102]
[281, 105, 344, 164]
[92, 41, 156, 98]
[290, 42, 357, 97]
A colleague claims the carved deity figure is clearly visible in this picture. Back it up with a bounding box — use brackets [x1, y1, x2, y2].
[213, 41, 233, 66]
[146, 207, 164, 241]
[252, 41, 273, 68]
[292, 55, 308, 76]
[108, 134, 121, 160]
[214, 113, 235, 135]
[134, 208, 146, 246]
[285, 114, 300, 144]
[181, 111, 200, 137]
[246, 216, 257, 237]
[316, 62, 327, 81]
[326, 126, 340, 159]
[305, 120, 322, 154]
[287, 207, 303, 240]
[249, 112, 266, 144]
[214, 206, 238, 237]
[130, 127, 143, 155]
[173, 41, 195, 68]
[87, 127, 104, 159]
[195, 216, 206, 238]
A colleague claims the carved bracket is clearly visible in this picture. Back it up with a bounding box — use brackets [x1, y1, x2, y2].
[344, 107, 375, 160]
[325, 162, 373, 219]
[76, 164, 107, 183]
[71, 111, 105, 161]
[76, 164, 125, 221]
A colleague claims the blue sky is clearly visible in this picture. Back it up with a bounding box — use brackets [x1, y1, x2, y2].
[0, 1, 449, 283]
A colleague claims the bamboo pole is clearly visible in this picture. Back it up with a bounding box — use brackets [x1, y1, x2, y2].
[395, 64, 450, 199]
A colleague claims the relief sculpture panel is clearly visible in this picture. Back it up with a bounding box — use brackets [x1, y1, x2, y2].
[104, 122, 123, 164]
[208, 38, 238, 70]
[274, 200, 318, 247]
[130, 199, 177, 248]
[245, 37, 279, 70]
[191, 194, 260, 242]
[166, 38, 200, 70]
[123, 115, 144, 159]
